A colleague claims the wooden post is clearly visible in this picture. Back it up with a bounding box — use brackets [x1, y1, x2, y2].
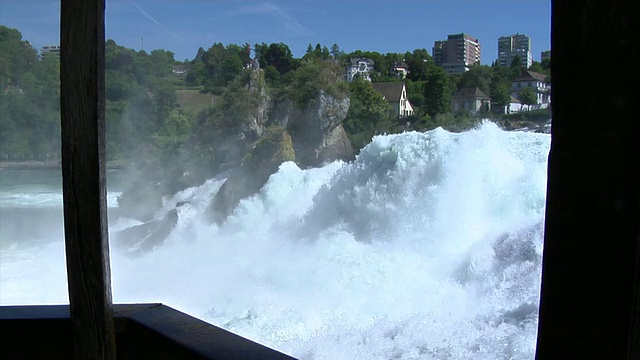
[60, 0, 116, 358]
[536, 0, 640, 359]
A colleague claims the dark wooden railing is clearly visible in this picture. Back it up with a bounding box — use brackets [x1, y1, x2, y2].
[0, 304, 294, 359]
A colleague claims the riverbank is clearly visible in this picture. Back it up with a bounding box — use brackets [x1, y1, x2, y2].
[0, 160, 129, 170]
[0, 160, 61, 170]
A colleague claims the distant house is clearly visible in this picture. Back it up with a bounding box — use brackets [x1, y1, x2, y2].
[510, 70, 551, 109]
[451, 87, 491, 114]
[172, 65, 189, 76]
[372, 82, 414, 118]
[390, 61, 409, 79]
[494, 95, 529, 114]
[345, 58, 375, 82]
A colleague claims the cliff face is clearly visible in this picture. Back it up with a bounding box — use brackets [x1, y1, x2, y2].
[271, 90, 352, 168]
[209, 126, 295, 225]
[208, 68, 353, 224]
[118, 67, 353, 224]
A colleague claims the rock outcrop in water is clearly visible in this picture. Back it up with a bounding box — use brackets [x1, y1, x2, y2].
[209, 125, 295, 224]
[118, 66, 353, 225]
[208, 68, 353, 224]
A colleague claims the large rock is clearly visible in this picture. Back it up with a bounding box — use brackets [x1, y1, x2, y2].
[118, 68, 354, 224]
[213, 69, 271, 170]
[113, 205, 180, 255]
[209, 126, 295, 224]
[208, 71, 353, 225]
[271, 89, 352, 167]
[315, 124, 354, 165]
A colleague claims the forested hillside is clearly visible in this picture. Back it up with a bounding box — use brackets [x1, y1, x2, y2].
[0, 25, 550, 167]
[0, 26, 60, 161]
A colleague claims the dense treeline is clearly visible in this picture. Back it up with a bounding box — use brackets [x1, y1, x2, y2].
[0, 26, 60, 161]
[0, 24, 550, 165]
[103, 39, 185, 164]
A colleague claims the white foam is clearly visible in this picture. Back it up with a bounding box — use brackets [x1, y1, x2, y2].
[1, 122, 551, 359]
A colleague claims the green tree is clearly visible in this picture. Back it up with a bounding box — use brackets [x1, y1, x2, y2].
[262, 65, 281, 86]
[0, 25, 60, 160]
[185, 43, 248, 90]
[221, 54, 244, 84]
[490, 82, 511, 108]
[285, 57, 347, 106]
[518, 87, 538, 106]
[424, 66, 451, 117]
[405, 79, 425, 110]
[510, 55, 524, 74]
[490, 63, 514, 88]
[458, 64, 492, 95]
[201, 42, 227, 89]
[342, 78, 391, 150]
[149, 49, 175, 78]
[404, 49, 432, 81]
[540, 57, 551, 71]
[254, 42, 295, 75]
[185, 60, 207, 86]
[0, 26, 38, 87]
[330, 43, 343, 59]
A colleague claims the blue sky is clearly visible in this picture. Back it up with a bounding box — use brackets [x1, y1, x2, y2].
[1, 0, 550, 64]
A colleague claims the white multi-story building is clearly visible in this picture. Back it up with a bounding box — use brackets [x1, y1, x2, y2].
[498, 34, 532, 68]
[510, 70, 551, 109]
[345, 58, 375, 82]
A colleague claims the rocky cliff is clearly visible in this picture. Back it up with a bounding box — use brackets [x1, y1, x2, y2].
[208, 68, 353, 224]
[117, 66, 353, 224]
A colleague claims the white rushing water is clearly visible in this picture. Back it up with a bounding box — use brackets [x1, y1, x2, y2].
[0, 122, 550, 359]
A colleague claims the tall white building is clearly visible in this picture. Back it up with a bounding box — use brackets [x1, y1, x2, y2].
[498, 34, 532, 68]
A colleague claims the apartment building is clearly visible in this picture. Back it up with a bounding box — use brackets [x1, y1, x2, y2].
[498, 34, 532, 68]
[541, 50, 551, 63]
[40, 45, 61, 60]
[432, 33, 481, 74]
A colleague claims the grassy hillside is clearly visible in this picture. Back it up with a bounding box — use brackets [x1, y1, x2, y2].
[175, 88, 216, 115]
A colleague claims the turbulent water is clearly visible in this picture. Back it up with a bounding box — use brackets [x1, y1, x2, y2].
[0, 122, 550, 359]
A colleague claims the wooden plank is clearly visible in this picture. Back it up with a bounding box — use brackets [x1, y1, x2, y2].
[59, 0, 115, 358]
[126, 305, 296, 359]
[0, 304, 297, 359]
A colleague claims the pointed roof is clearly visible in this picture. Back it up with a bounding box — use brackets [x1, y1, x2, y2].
[348, 57, 375, 66]
[371, 82, 406, 102]
[452, 87, 490, 99]
[392, 61, 409, 69]
[513, 70, 548, 82]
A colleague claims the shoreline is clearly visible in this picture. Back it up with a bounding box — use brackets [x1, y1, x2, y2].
[0, 160, 128, 170]
[0, 160, 61, 170]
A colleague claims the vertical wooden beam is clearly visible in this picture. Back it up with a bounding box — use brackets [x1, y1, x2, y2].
[60, 0, 115, 359]
[631, 227, 640, 358]
[536, 0, 640, 359]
